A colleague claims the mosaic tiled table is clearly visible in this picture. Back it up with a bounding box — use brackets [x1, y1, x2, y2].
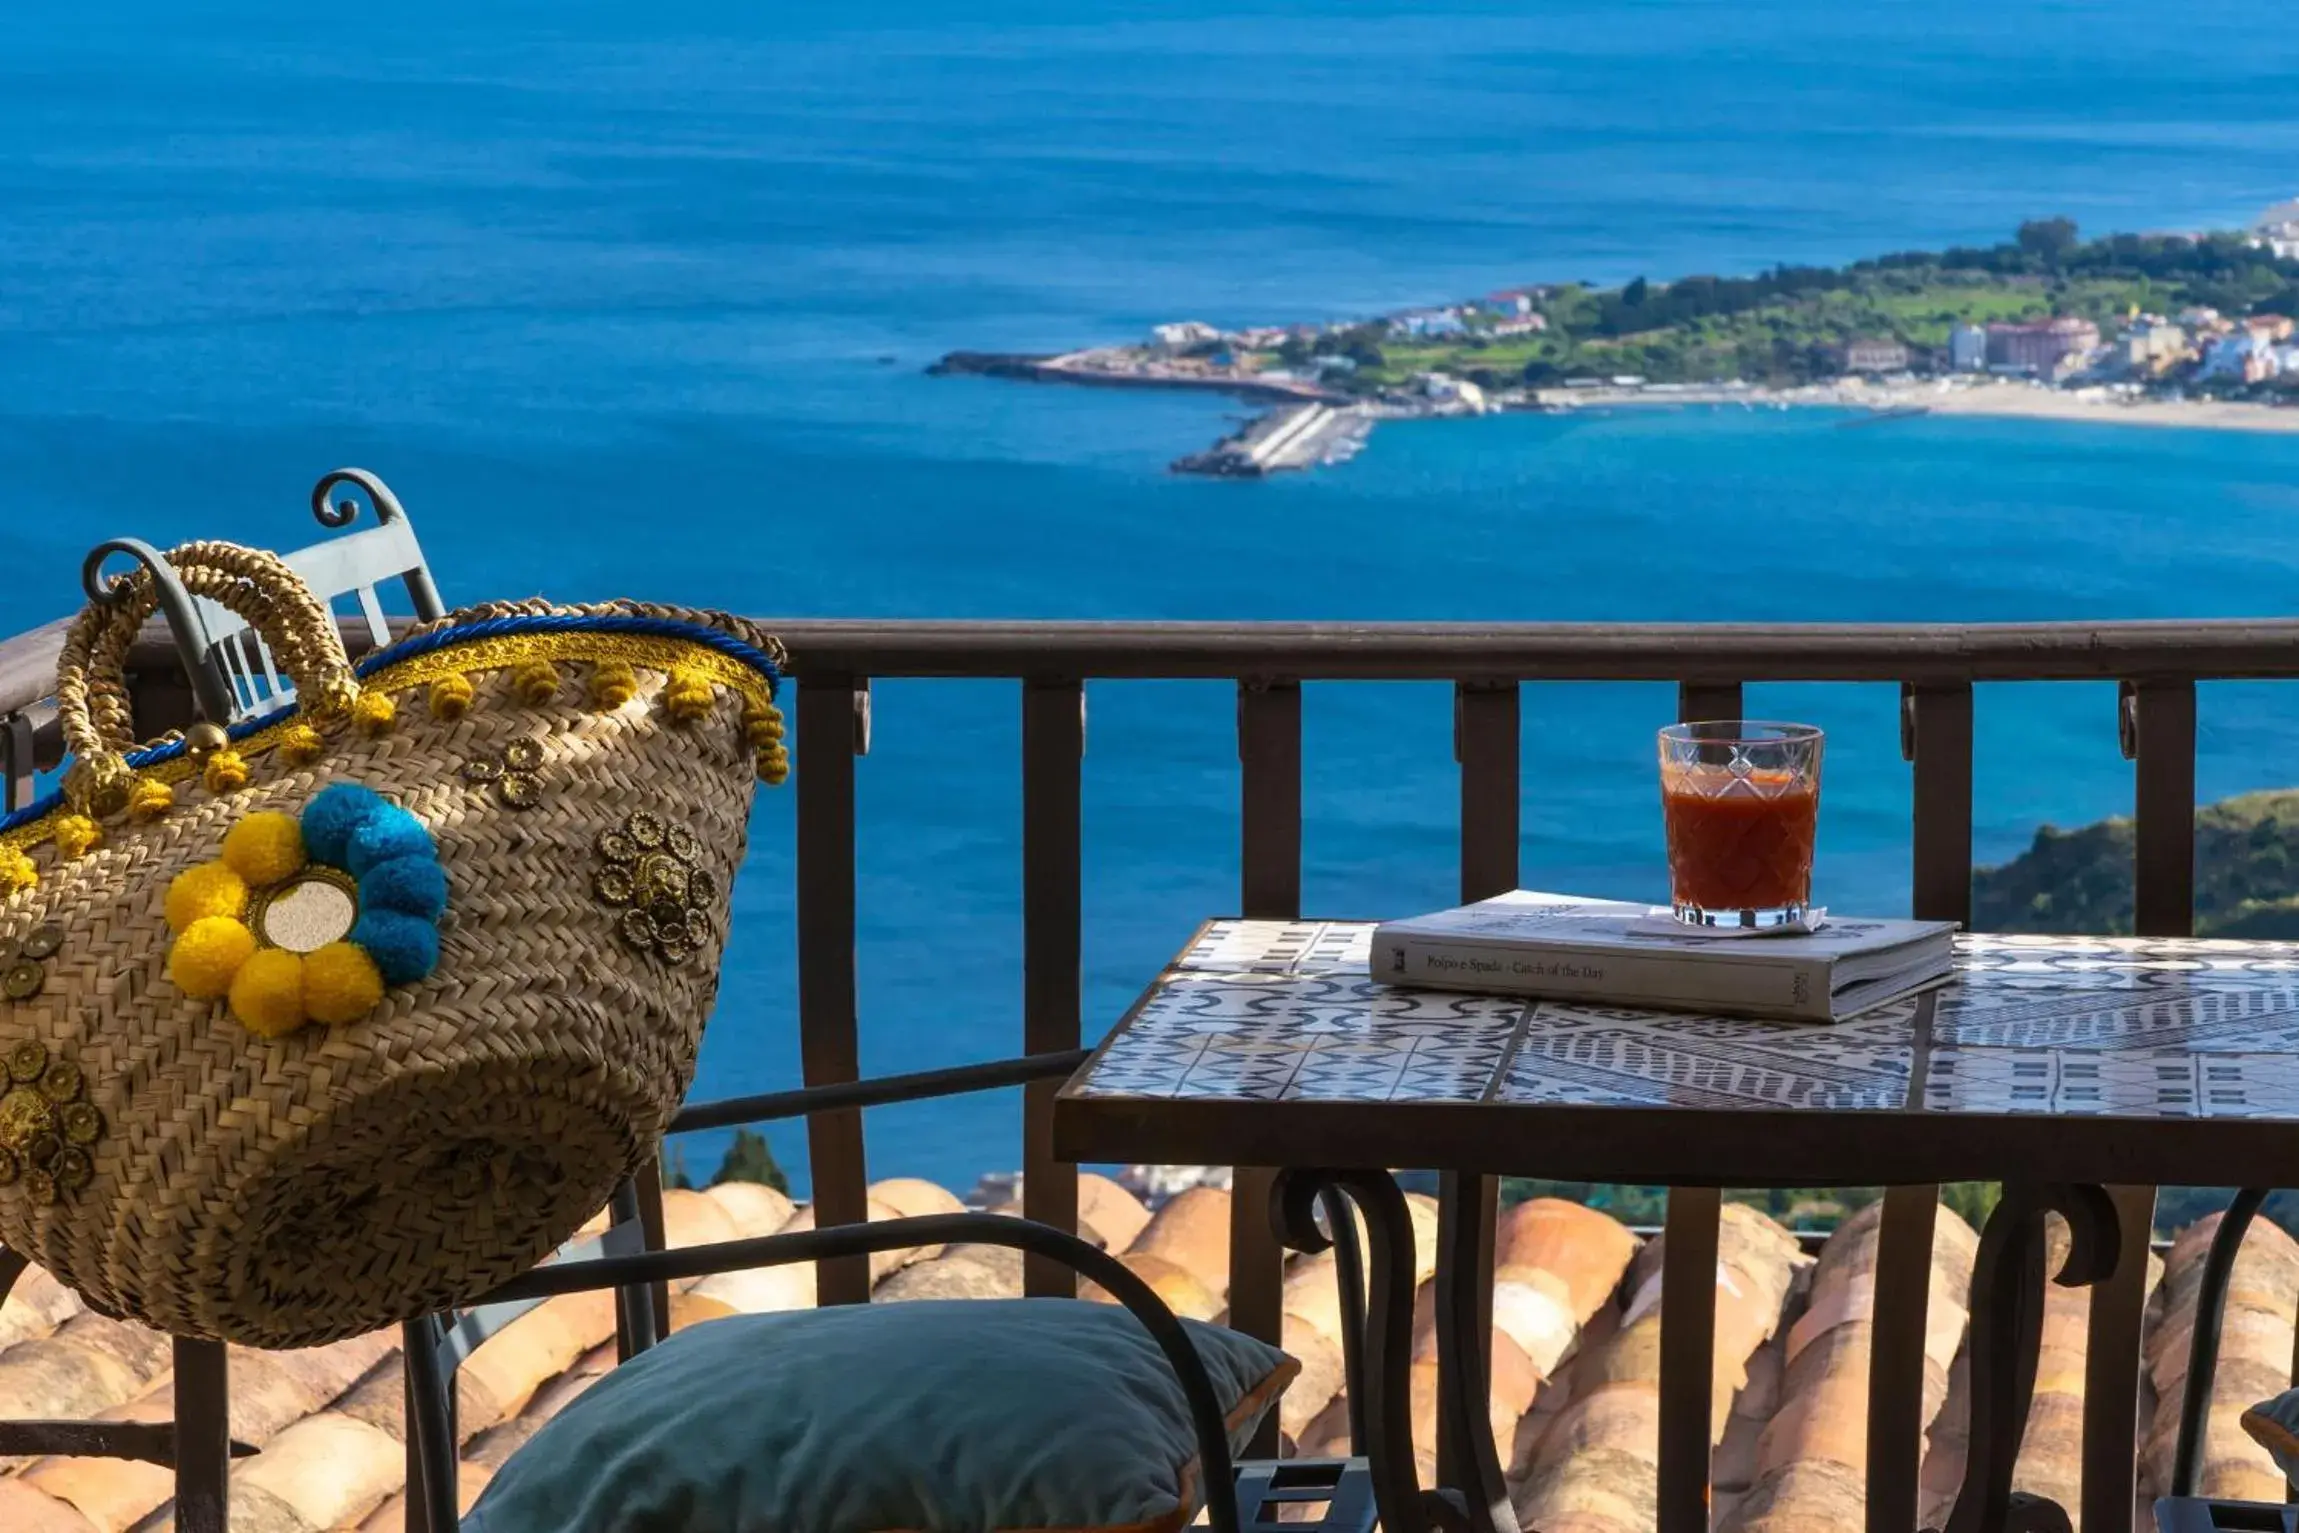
[1052, 920, 2299, 1533]
[1055, 920, 2299, 1187]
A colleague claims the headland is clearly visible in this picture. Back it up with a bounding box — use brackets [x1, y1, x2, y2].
[931, 208, 2299, 472]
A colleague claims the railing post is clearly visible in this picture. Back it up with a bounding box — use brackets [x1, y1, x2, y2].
[2, 712, 32, 814]
[798, 677, 872, 1305]
[2128, 678, 2197, 938]
[1022, 679, 1085, 1296]
[1651, 690, 1735, 1533]
[1865, 683, 1973, 1533]
[1231, 680, 1300, 1457]
[173, 1337, 231, 1533]
[1676, 681, 1742, 725]
[1440, 682, 1518, 1508]
[2076, 678, 2193, 1528]
[1658, 1186, 1721, 1533]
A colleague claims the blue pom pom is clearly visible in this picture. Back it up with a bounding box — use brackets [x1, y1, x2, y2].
[360, 855, 448, 922]
[301, 783, 387, 868]
[351, 909, 439, 985]
[345, 806, 436, 878]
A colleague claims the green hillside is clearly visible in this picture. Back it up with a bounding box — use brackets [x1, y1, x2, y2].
[1971, 787, 2299, 938]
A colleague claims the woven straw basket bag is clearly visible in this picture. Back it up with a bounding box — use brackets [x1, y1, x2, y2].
[0, 540, 788, 1347]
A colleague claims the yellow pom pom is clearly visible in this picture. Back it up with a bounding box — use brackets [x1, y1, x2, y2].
[229, 947, 308, 1038]
[221, 811, 306, 886]
[741, 700, 786, 749]
[0, 848, 35, 899]
[512, 660, 560, 706]
[589, 661, 639, 711]
[127, 777, 175, 823]
[429, 674, 475, 721]
[165, 862, 249, 934]
[663, 667, 715, 724]
[203, 750, 250, 796]
[756, 747, 790, 786]
[352, 690, 397, 738]
[51, 815, 102, 860]
[170, 916, 255, 999]
[276, 723, 325, 768]
[303, 941, 385, 1025]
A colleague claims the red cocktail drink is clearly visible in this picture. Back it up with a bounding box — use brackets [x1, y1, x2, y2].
[1657, 723, 1824, 928]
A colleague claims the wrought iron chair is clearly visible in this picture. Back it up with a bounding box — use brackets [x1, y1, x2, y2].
[399, 1061, 1391, 1533]
[0, 469, 448, 1533]
[2154, 1189, 2298, 1532]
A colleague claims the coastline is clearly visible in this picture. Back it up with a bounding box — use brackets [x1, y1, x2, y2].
[1531, 378, 2299, 435]
[1907, 381, 2299, 434]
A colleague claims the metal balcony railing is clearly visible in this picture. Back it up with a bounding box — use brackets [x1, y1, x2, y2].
[6, 611, 2299, 1532]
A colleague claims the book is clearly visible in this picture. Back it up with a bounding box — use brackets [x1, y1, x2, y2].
[1367, 889, 1956, 1023]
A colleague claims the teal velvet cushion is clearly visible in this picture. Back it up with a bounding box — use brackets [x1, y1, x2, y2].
[461, 1297, 1299, 1533]
[2244, 1385, 2299, 1485]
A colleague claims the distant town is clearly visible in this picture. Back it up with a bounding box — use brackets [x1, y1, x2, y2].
[931, 202, 2299, 475]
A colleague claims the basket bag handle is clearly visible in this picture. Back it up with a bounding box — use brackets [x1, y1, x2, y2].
[55, 540, 364, 814]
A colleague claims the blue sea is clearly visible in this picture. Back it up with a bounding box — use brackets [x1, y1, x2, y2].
[5, 2, 2299, 1194]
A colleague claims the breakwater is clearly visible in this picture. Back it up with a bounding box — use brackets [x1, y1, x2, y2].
[929, 350, 1347, 405]
[1171, 402, 1372, 476]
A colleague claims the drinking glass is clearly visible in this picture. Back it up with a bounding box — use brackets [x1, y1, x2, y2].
[1656, 721, 1824, 929]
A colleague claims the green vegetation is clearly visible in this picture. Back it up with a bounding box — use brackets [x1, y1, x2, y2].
[1298, 219, 2299, 391]
[1971, 788, 2299, 938]
[667, 1128, 792, 1194]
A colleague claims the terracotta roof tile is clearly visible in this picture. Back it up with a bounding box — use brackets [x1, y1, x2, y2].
[0, 1184, 2291, 1529]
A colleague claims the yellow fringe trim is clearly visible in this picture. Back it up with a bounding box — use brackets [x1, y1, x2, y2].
[203, 751, 251, 796]
[589, 660, 639, 711]
[511, 660, 560, 706]
[741, 700, 785, 749]
[663, 666, 715, 724]
[126, 777, 175, 823]
[51, 815, 103, 860]
[276, 723, 326, 767]
[1, 628, 785, 855]
[352, 690, 398, 737]
[0, 847, 34, 898]
[428, 674, 475, 721]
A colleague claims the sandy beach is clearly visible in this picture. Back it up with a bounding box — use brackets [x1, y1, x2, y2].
[1865, 380, 2299, 433]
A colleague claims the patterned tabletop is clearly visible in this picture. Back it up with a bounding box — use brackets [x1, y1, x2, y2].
[1063, 921, 2299, 1122]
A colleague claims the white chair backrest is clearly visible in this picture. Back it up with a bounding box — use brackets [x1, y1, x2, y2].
[187, 469, 445, 725]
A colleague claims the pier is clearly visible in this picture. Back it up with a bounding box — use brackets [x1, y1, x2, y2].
[1170, 403, 1372, 477]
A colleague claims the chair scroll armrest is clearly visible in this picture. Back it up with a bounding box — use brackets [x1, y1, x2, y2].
[2172, 1187, 2273, 1497]
[412, 1214, 1245, 1533]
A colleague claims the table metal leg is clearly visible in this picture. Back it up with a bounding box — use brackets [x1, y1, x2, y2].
[1435, 1172, 1519, 1533]
[1272, 1169, 1465, 1533]
[1934, 1183, 2121, 1533]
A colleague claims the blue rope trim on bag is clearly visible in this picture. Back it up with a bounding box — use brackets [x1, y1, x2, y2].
[0, 614, 785, 837]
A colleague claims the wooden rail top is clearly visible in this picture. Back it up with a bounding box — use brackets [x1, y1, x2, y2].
[10, 613, 2299, 722]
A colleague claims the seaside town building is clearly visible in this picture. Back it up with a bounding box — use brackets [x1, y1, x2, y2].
[1948, 322, 1988, 371]
[1391, 308, 1467, 339]
[1147, 320, 1221, 353]
[1415, 372, 1490, 413]
[2117, 316, 2191, 376]
[2253, 196, 2299, 259]
[2199, 330, 2284, 384]
[1488, 314, 1549, 337]
[1840, 337, 1911, 374]
[1984, 317, 2101, 377]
